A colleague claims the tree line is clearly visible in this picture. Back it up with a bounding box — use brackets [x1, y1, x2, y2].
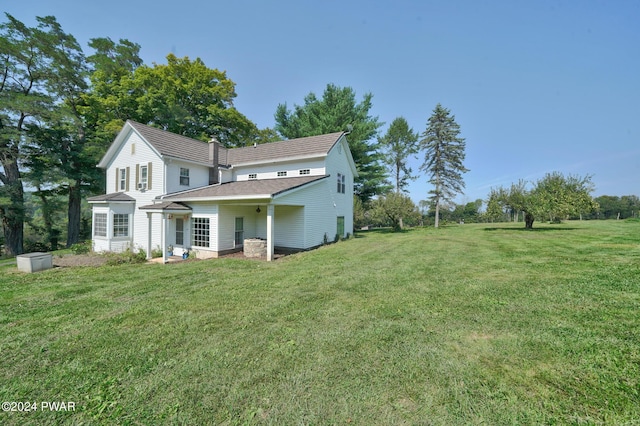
[360, 191, 638, 231]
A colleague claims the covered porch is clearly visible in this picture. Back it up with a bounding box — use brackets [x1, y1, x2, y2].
[138, 201, 192, 263]
[145, 176, 326, 262]
[140, 201, 301, 262]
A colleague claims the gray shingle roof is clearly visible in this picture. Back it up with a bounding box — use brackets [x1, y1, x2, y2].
[226, 132, 344, 165]
[126, 120, 343, 166]
[162, 175, 328, 201]
[128, 120, 215, 165]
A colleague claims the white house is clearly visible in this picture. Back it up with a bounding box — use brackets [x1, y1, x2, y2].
[88, 120, 357, 261]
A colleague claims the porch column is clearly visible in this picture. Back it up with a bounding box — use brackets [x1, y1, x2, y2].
[146, 212, 152, 260]
[162, 213, 168, 263]
[267, 204, 274, 261]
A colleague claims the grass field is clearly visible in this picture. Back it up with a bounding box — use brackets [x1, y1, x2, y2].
[1, 220, 639, 425]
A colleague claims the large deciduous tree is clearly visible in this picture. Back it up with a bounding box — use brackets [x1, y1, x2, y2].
[420, 104, 469, 228]
[82, 37, 144, 138]
[489, 172, 598, 229]
[369, 192, 419, 232]
[85, 52, 270, 147]
[128, 54, 262, 146]
[274, 83, 388, 202]
[534, 172, 597, 223]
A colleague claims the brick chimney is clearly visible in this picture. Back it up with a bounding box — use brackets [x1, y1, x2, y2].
[209, 136, 220, 185]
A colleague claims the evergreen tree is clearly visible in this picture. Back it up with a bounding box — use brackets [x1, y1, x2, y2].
[419, 104, 469, 228]
[0, 14, 69, 255]
[274, 83, 388, 202]
[378, 117, 419, 194]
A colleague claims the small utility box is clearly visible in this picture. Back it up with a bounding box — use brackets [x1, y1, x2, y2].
[17, 252, 53, 273]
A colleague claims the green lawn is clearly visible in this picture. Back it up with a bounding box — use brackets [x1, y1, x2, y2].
[1, 221, 639, 425]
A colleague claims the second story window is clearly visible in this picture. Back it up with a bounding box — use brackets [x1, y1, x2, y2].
[248, 173, 257, 180]
[277, 171, 287, 177]
[140, 165, 148, 189]
[299, 169, 310, 175]
[119, 168, 127, 191]
[337, 173, 346, 194]
[136, 162, 152, 190]
[180, 168, 190, 186]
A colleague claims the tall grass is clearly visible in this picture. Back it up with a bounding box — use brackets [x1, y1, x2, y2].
[1, 220, 639, 424]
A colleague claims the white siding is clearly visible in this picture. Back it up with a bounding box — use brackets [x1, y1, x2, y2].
[94, 127, 357, 256]
[103, 131, 167, 252]
[220, 168, 233, 183]
[92, 206, 111, 252]
[165, 161, 211, 194]
[273, 137, 355, 247]
[217, 205, 260, 251]
[234, 158, 325, 181]
[275, 180, 333, 248]
[324, 138, 355, 236]
[105, 131, 162, 196]
[91, 203, 135, 253]
[165, 213, 191, 256]
[274, 206, 305, 248]
[189, 203, 218, 257]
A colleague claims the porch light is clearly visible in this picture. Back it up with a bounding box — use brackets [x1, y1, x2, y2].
[256, 207, 261, 213]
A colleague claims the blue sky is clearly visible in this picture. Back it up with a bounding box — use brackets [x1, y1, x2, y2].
[4, 1, 639, 204]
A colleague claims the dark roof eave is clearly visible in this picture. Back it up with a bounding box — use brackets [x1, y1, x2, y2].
[138, 201, 192, 211]
[272, 175, 329, 196]
[161, 175, 328, 202]
[87, 192, 136, 203]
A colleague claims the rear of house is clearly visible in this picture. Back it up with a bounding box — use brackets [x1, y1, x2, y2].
[88, 121, 357, 261]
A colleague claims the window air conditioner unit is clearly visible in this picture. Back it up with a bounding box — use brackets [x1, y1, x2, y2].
[137, 183, 146, 190]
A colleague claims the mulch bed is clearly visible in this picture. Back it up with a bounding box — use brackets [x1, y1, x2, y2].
[53, 254, 109, 268]
[52, 251, 286, 267]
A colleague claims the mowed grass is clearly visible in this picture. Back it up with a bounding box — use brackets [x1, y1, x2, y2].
[1, 221, 639, 425]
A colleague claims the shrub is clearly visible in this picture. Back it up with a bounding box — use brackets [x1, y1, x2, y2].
[151, 246, 163, 258]
[24, 240, 50, 253]
[105, 248, 147, 266]
[70, 241, 91, 255]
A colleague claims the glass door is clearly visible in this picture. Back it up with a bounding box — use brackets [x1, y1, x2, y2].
[234, 217, 244, 247]
[176, 218, 184, 246]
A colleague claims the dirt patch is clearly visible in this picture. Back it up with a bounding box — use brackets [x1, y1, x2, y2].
[53, 254, 109, 268]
